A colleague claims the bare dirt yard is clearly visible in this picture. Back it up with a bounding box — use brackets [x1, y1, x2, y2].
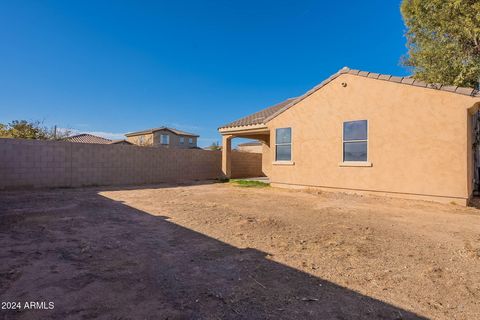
[1, 182, 479, 320]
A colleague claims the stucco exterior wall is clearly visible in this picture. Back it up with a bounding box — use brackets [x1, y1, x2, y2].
[0, 139, 262, 189]
[152, 130, 198, 148]
[264, 74, 480, 204]
[126, 133, 154, 146]
[467, 113, 474, 198]
[262, 143, 272, 178]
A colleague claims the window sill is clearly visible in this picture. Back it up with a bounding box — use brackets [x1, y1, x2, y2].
[339, 161, 372, 167]
[272, 161, 295, 166]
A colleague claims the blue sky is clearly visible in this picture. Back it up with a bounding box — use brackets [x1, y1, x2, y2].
[0, 1, 408, 147]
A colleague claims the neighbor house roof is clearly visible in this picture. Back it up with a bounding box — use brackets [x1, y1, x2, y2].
[65, 134, 132, 145]
[65, 134, 113, 144]
[125, 126, 199, 137]
[219, 67, 480, 130]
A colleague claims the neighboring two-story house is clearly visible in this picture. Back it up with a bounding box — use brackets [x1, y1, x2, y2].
[125, 127, 199, 148]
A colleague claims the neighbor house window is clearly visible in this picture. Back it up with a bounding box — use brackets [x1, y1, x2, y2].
[275, 128, 292, 161]
[343, 120, 368, 162]
[161, 134, 169, 145]
[188, 137, 193, 144]
[179, 137, 185, 144]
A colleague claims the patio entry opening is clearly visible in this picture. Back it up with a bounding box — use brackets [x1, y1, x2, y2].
[220, 127, 269, 179]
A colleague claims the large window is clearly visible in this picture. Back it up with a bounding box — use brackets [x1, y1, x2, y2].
[188, 137, 193, 144]
[161, 134, 169, 145]
[275, 128, 292, 161]
[343, 120, 368, 162]
[179, 137, 185, 144]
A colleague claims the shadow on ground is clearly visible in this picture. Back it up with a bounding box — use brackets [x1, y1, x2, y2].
[0, 184, 426, 319]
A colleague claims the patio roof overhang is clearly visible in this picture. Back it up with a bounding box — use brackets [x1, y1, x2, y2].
[218, 123, 269, 137]
[219, 124, 270, 179]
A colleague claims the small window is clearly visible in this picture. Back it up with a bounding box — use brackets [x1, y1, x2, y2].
[161, 134, 169, 145]
[138, 136, 145, 145]
[188, 137, 193, 144]
[343, 120, 367, 161]
[275, 128, 292, 161]
[179, 137, 185, 144]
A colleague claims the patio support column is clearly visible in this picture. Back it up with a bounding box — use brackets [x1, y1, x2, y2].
[222, 135, 233, 178]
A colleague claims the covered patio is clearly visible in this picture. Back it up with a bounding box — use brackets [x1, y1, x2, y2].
[218, 98, 295, 178]
[219, 124, 269, 178]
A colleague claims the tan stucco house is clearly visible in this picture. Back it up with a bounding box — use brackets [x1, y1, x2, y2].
[219, 67, 480, 205]
[125, 127, 199, 148]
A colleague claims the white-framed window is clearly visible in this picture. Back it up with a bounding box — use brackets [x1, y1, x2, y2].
[179, 137, 185, 144]
[161, 134, 169, 145]
[275, 128, 292, 161]
[138, 136, 145, 145]
[343, 120, 368, 162]
[188, 137, 193, 144]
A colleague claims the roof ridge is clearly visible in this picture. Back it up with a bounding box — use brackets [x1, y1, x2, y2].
[125, 126, 199, 137]
[219, 67, 480, 130]
[261, 67, 479, 124]
[344, 67, 479, 96]
[69, 133, 112, 140]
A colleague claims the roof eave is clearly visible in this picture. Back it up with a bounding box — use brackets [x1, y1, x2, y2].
[218, 123, 269, 134]
[125, 130, 153, 137]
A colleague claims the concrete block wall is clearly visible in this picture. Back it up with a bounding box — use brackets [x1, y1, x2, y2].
[0, 139, 264, 189]
[231, 151, 263, 179]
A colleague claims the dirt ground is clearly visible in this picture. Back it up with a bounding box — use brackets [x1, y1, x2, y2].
[0, 182, 479, 320]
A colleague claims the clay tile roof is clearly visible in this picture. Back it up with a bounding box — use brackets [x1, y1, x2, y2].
[219, 67, 480, 130]
[441, 85, 458, 93]
[65, 134, 113, 144]
[218, 98, 297, 129]
[401, 78, 415, 85]
[125, 126, 199, 137]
